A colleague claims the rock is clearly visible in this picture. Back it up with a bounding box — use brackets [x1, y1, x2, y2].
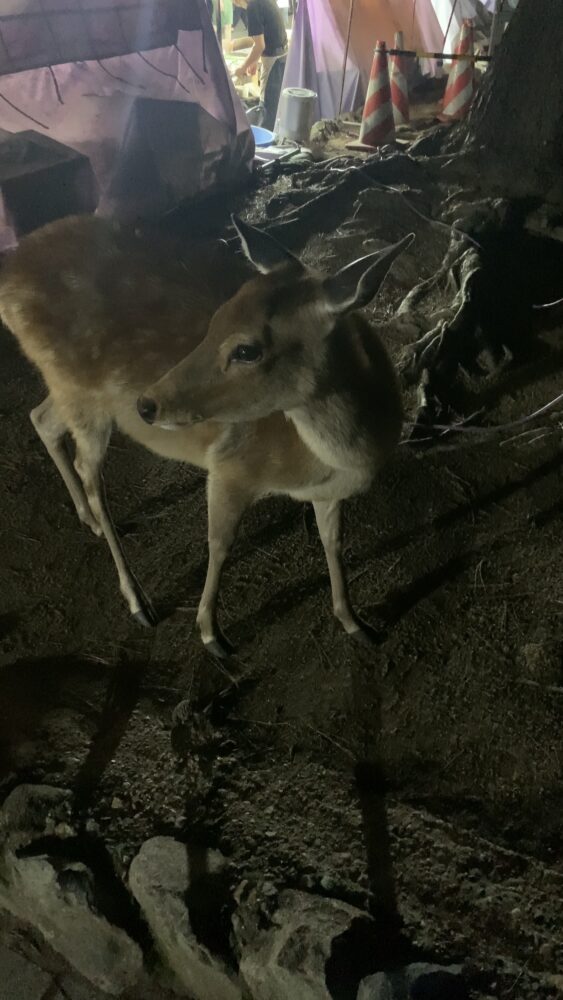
[408, 124, 450, 157]
[55, 973, 109, 1000]
[525, 204, 563, 243]
[320, 875, 337, 892]
[406, 963, 467, 999]
[357, 964, 467, 1000]
[309, 119, 340, 146]
[284, 150, 315, 166]
[0, 784, 74, 850]
[518, 641, 562, 684]
[356, 971, 396, 999]
[234, 888, 377, 1000]
[444, 196, 511, 237]
[129, 836, 240, 1000]
[0, 943, 53, 1000]
[0, 785, 143, 996]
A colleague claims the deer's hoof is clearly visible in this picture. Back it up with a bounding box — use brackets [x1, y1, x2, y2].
[350, 621, 387, 647]
[133, 610, 153, 628]
[204, 636, 234, 659]
[133, 602, 158, 628]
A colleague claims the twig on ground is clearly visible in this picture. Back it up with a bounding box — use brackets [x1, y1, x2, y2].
[473, 559, 486, 590]
[507, 961, 530, 996]
[303, 722, 356, 761]
[310, 629, 334, 670]
[516, 679, 563, 696]
[82, 653, 112, 666]
[348, 565, 371, 583]
[230, 715, 356, 761]
[402, 388, 563, 454]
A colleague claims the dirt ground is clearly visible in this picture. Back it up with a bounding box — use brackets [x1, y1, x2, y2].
[1, 157, 563, 999]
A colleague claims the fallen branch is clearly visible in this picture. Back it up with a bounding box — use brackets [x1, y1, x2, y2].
[401, 388, 563, 453]
[516, 679, 563, 696]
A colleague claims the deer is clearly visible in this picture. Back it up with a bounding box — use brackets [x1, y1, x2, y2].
[0, 213, 413, 657]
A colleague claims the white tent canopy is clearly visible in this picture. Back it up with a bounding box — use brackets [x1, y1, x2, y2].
[433, 0, 497, 49]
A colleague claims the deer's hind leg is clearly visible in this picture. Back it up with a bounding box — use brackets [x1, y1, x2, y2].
[67, 407, 156, 627]
[31, 395, 101, 537]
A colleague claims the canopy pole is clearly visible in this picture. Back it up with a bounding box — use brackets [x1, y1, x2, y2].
[411, 0, 418, 45]
[442, 0, 460, 50]
[338, 0, 356, 116]
[216, 0, 223, 51]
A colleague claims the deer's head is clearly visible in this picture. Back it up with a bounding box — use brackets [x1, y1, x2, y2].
[137, 218, 414, 428]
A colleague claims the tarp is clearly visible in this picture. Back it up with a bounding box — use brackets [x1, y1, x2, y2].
[0, 0, 253, 241]
[0, 0, 195, 77]
[282, 0, 495, 121]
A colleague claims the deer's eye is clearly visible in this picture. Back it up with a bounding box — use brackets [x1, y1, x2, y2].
[229, 343, 263, 364]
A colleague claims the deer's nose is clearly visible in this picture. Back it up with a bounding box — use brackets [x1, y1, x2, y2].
[137, 396, 157, 424]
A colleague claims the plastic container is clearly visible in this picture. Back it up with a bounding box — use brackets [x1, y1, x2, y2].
[276, 87, 317, 143]
[251, 125, 275, 147]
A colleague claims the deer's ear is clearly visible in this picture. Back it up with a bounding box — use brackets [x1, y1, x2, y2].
[232, 216, 303, 274]
[323, 233, 415, 314]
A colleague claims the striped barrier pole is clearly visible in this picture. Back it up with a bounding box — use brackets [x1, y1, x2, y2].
[387, 48, 491, 63]
[390, 30, 410, 125]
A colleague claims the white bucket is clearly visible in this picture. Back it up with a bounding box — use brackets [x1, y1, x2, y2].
[276, 87, 318, 144]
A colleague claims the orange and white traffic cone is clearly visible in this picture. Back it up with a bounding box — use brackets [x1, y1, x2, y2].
[390, 31, 410, 126]
[347, 41, 396, 150]
[438, 18, 475, 122]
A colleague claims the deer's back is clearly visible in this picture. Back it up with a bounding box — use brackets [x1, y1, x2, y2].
[0, 215, 250, 397]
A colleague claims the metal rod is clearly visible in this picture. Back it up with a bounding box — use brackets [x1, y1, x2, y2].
[338, 0, 356, 116]
[411, 0, 418, 47]
[442, 0, 460, 51]
[216, 0, 222, 50]
[387, 47, 491, 62]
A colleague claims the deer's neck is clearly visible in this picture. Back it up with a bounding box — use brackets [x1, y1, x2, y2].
[286, 319, 402, 496]
[287, 392, 373, 475]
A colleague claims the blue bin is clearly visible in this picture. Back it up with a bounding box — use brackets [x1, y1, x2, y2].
[251, 125, 274, 147]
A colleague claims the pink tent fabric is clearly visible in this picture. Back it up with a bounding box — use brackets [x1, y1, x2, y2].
[0, 0, 253, 245]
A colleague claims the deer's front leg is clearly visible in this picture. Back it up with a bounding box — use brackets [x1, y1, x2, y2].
[197, 472, 252, 657]
[313, 499, 375, 644]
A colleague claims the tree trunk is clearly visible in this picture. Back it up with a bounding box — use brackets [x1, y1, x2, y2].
[461, 0, 563, 204]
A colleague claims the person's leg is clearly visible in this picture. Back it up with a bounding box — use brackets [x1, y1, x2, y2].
[262, 55, 286, 130]
[259, 54, 277, 104]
